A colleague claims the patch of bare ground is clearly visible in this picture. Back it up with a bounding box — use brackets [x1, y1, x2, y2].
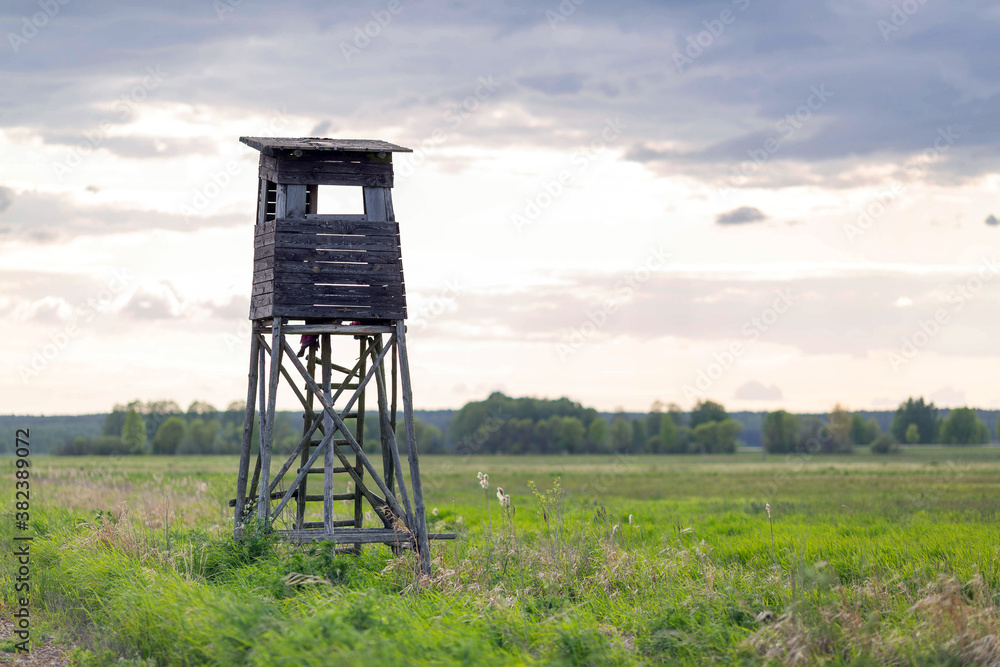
[0, 620, 71, 666]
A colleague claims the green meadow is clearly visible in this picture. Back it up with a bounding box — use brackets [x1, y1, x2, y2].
[3, 448, 1000, 665]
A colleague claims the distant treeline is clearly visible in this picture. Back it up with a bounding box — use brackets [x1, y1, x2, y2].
[3, 394, 997, 457]
[762, 398, 997, 455]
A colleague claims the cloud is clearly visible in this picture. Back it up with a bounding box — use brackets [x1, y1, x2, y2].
[205, 295, 249, 320]
[120, 288, 180, 320]
[0, 186, 12, 214]
[0, 190, 242, 243]
[734, 381, 783, 401]
[987, 215, 999, 226]
[411, 268, 1000, 358]
[716, 206, 766, 225]
[930, 386, 967, 407]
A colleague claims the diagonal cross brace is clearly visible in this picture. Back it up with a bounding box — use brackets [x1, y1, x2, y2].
[280, 336, 410, 525]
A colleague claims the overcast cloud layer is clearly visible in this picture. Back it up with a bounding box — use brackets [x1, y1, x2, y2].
[2, 0, 1000, 414]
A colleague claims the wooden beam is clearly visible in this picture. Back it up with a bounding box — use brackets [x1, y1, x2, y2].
[247, 342, 266, 517]
[266, 323, 396, 336]
[297, 345, 317, 529]
[277, 184, 308, 219]
[257, 319, 283, 522]
[363, 187, 390, 222]
[322, 334, 335, 532]
[372, 336, 395, 499]
[255, 335, 310, 415]
[234, 335, 260, 534]
[354, 336, 368, 548]
[370, 335, 414, 531]
[278, 529, 456, 546]
[267, 414, 322, 495]
[256, 177, 268, 226]
[397, 320, 432, 575]
[271, 424, 337, 521]
[279, 336, 407, 522]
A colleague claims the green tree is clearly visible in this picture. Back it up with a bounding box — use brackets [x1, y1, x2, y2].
[668, 402, 685, 428]
[905, 423, 920, 444]
[560, 417, 587, 453]
[850, 413, 868, 445]
[870, 432, 899, 455]
[689, 399, 728, 429]
[121, 408, 147, 454]
[646, 400, 664, 440]
[397, 417, 445, 454]
[609, 414, 632, 451]
[152, 416, 186, 455]
[102, 401, 138, 436]
[692, 421, 716, 454]
[676, 426, 693, 453]
[587, 417, 608, 451]
[763, 410, 799, 453]
[890, 397, 939, 444]
[864, 417, 881, 445]
[660, 412, 678, 453]
[187, 400, 218, 417]
[827, 404, 854, 453]
[631, 418, 647, 452]
[796, 416, 827, 453]
[692, 419, 741, 454]
[939, 408, 990, 445]
[179, 418, 221, 455]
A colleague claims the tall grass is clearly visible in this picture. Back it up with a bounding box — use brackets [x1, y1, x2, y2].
[3, 453, 1000, 664]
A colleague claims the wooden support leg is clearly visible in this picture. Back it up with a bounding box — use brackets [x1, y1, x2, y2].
[396, 321, 432, 575]
[234, 334, 260, 536]
[322, 334, 335, 532]
[373, 336, 395, 499]
[247, 341, 267, 517]
[258, 319, 283, 523]
[354, 335, 367, 553]
[296, 345, 317, 529]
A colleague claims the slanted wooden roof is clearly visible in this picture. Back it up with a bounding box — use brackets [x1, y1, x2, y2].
[240, 137, 412, 156]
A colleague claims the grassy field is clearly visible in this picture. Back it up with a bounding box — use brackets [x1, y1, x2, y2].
[3, 448, 1000, 665]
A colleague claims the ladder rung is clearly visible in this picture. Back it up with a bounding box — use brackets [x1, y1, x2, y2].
[301, 520, 358, 529]
[297, 466, 352, 474]
[297, 493, 356, 502]
[311, 412, 358, 420]
[308, 439, 351, 446]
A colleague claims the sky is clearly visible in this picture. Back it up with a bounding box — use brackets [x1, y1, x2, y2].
[2, 0, 1000, 416]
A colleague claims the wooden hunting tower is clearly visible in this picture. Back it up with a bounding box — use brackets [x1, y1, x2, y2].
[231, 137, 451, 574]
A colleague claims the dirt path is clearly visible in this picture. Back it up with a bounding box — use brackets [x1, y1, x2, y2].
[0, 620, 72, 666]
